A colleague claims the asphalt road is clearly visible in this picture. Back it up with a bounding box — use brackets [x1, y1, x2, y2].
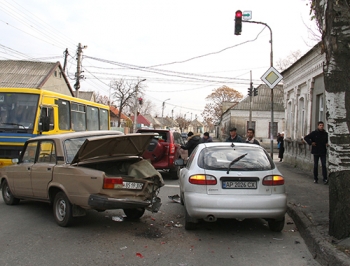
[0, 172, 320, 266]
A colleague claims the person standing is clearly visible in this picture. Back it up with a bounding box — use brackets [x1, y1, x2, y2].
[277, 132, 285, 162]
[245, 128, 260, 145]
[225, 127, 243, 142]
[201, 132, 213, 143]
[180, 131, 201, 157]
[303, 121, 329, 184]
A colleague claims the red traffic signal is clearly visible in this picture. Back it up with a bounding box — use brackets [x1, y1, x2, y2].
[235, 10, 242, 35]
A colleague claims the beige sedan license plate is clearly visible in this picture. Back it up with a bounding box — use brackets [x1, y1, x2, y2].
[123, 182, 143, 189]
[222, 181, 257, 189]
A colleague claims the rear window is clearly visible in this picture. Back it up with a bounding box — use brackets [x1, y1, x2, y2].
[138, 130, 167, 142]
[197, 146, 273, 171]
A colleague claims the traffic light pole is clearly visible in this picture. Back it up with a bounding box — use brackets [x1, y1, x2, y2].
[244, 20, 274, 158]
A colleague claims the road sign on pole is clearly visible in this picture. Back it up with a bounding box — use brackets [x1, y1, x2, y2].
[261, 66, 283, 89]
[242, 11, 252, 21]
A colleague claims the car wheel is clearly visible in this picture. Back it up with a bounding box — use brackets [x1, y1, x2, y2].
[123, 208, 145, 219]
[184, 206, 197, 230]
[268, 216, 285, 232]
[53, 191, 73, 227]
[1, 180, 20, 205]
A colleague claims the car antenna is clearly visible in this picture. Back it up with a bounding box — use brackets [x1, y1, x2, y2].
[231, 143, 235, 147]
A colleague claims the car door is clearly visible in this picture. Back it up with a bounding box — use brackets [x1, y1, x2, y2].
[11, 141, 38, 197]
[30, 140, 56, 199]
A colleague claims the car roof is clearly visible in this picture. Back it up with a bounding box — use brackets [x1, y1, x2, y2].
[198, 142, 264, 149]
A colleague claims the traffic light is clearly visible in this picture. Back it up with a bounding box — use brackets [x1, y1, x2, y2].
[234, 10, 242, 35]
[253, 88, 258, 96]
[138, 97, 143, 105]
[248, 87, 252, 96]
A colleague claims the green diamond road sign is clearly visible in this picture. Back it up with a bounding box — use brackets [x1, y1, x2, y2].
[261, 67, 283, 89]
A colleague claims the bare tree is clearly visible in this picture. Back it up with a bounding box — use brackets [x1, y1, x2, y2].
[312, 0, 350, 239]
[94, 91, 110, 105]
[202, 85, 243, 123]
[175, 115, 191, 132]
[276, 50, 303, 71]
[111, 79, 144, 127]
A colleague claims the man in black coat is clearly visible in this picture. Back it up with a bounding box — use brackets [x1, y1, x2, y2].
[181, 131, 201, 157]
[304, 121, 329, 184]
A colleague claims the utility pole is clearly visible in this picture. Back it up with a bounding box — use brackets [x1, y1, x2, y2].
[74, 43, 87, 98]
[133, 79, 146, 133]
[63, 48, 68, 72]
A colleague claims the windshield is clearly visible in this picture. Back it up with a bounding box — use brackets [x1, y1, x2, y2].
[0, 93, 39, 130]
[197, 146, 273, 171]
[64, 137, 88, 163]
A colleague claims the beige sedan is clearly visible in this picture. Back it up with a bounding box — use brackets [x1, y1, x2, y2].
[0, 131, 164, 227]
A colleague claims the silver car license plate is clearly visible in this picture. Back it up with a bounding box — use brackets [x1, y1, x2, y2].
[222, 181, 257, 189]
[123, 182, 143, 189]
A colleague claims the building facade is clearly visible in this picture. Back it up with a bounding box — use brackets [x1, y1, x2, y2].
[282, 43, 326, 171]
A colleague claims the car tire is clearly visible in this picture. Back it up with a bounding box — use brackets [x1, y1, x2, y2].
[123, 208, 145, 219]
[184, 206, 197, 230]
[1, 180, 20, 205]
[53, 191, 73, 227]
[268, 216, 285, 232]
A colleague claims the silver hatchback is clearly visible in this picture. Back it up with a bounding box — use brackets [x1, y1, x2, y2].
[176, 142, 287, 231]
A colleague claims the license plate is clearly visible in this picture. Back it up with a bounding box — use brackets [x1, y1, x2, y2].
[222, 181, 257, 189]
[123, 182, 143, 189]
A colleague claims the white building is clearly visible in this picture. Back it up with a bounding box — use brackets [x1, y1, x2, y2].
[281, 43, 326, 170]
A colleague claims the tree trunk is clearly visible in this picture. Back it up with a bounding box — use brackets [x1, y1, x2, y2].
[314, 0, 350, 239]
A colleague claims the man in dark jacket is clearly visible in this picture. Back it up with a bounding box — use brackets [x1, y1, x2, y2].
[201, 132, 213, 143]
[225, 127, 243, 142]
[181, 131, 201, 157]
[245, 128, 260, 145]
[304, 121, 329, 184]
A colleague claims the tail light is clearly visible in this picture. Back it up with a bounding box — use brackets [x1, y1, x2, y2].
[168, 143, 176, 166]
[103, 177, 123, 189]
[189, 174, 217, 185]
[262, 175, 284, 186]
[169, 143, 175, 155]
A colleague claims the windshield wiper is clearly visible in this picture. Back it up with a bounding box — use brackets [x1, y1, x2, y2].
[226, 153, 248, 174]
[1, 122, 25, 128]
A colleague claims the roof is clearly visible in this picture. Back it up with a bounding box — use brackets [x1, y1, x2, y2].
[0, 60, 74, 95]
[110, 106, 131, 121]
[130, 114, 151, 126]
[229, 84, 284, 112]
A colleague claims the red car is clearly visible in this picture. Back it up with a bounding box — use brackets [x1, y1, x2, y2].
[137, 129, 187, 178]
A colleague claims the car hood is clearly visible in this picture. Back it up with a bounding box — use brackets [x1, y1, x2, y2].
[71, 133, 158, 164]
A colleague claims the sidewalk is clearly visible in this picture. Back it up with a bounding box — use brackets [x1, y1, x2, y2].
[274, 155, 350, 266]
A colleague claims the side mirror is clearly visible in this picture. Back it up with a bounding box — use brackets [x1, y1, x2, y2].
[175, 158, 185, 166]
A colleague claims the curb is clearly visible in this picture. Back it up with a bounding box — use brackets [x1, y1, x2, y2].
[287, 204, 350, 266]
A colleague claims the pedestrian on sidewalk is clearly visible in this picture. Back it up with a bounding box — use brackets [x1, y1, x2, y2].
[277, 132, 285, 162]
[225, 127, 243, 142]
[303, 121, 329, 184]
[201, 132, 213, 143]
[245, 128, 260, 145]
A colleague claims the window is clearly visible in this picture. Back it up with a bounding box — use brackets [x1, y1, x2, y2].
[71, 103, 86, 131]
[39, 106, 54, 131]
[22, 142, 38, 163]
[268, 122, 278, 139]
[57, 99, 70, 130]
[298, 97, 305, 137]
[99, 108, 109, 130]
[86, 106, 99, 130]
[316, 94, 324, 125]
[38, 141, 56, 163]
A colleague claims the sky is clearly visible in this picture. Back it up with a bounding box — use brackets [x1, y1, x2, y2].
[0, 0, 319, 120]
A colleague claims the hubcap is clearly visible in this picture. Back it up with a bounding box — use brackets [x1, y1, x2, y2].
[56, 199, 66, 222]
